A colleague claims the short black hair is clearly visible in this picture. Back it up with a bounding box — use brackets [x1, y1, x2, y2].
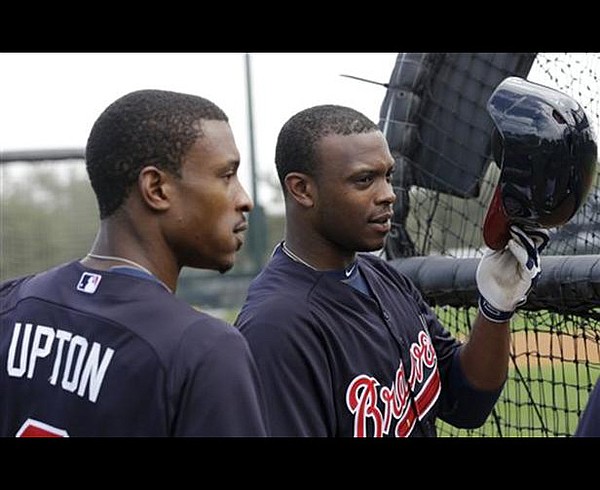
[274, 104, 379, 189]
[86, 89, 228, 219]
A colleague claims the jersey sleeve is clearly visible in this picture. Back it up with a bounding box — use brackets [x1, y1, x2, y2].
[238, 303, 334, 437]
[436, 349, 503, 428]
[169, 321, 268, 436]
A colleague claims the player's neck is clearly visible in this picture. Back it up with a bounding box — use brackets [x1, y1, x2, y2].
[282, 238, 356, 271]
[83, 252, 173, 294]
[281, 241, 319, 270]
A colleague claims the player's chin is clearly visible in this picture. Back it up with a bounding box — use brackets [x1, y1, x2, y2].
[362, 225, 389, 249]
[216, 259, 235, 274]
[218, 236, 245, 272]
[357, 234, 387, 252]
[210, 250, 236, 274]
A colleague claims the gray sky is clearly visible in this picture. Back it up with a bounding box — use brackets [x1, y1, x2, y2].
[2, 52, 597, 211]
[0, 52, 399, 209]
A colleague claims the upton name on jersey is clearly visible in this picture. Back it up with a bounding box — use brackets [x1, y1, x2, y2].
[6, 321, 114, 403]
[1, 261, 268, 436]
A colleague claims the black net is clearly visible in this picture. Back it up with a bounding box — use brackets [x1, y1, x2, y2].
[380, 52, 600, 437]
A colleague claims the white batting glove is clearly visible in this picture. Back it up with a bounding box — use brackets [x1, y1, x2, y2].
[476, 224, 549, 323]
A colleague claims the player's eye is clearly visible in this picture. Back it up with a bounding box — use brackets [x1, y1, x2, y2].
[356, 173, 374, 185]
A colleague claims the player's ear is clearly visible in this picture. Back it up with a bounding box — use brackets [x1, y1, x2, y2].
[138, 166, 171, 211]
[284, 172, 315, 208]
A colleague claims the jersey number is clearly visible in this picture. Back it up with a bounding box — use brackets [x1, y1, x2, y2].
[16, 418, 69, 437]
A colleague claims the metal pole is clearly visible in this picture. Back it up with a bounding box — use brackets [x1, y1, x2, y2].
[245, 53, 259, 205]
[244, 53, 266, 271]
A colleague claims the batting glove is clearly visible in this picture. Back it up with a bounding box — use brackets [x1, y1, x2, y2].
[476, 224, 549, 323]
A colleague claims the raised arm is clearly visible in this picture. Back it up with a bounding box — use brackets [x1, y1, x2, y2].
[459, 224, 549, 390]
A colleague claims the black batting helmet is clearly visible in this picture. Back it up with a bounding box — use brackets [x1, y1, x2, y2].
[483, 76, 598, 249]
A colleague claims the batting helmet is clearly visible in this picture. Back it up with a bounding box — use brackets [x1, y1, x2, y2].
[483, 76, 598, 249]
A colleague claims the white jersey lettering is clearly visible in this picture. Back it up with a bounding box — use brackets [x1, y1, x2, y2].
[6, 322, 114, 403]
[345, 327, 441, 437]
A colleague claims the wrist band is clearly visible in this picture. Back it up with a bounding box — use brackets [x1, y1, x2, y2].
[478, 296, 514, 323]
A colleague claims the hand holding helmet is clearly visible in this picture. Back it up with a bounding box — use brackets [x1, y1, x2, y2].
[478, 76, 597, 322]
[477, 224, 549, 323]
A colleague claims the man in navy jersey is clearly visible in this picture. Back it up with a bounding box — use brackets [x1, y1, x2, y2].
[235, 104, 548, 437]
[0, 89, 267, 437]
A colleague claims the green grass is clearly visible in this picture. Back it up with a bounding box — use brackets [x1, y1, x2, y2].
[438, 362, 600, 437]
[432, 304, 600, 436]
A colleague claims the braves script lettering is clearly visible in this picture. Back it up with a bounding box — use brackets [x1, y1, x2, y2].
[346, 329, 439, 437]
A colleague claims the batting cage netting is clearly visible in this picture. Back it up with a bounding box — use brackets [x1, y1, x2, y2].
[379, 52, 599, 436]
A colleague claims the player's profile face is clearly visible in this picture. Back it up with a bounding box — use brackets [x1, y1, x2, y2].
[165, 120, 253, 273]
[314, 131, 396, 253]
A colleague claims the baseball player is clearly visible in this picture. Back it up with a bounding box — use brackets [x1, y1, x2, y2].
[235, 103, 551, 437]
[0, 89, 267, 437]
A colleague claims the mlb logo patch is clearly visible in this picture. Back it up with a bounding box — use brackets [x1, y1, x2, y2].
[77, 272, 102, 294]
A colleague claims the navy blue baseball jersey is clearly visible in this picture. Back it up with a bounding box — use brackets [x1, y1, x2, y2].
[235, 243, 501, 437]
[0, 261, 267, 437]
[575, 379, 600, 437]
